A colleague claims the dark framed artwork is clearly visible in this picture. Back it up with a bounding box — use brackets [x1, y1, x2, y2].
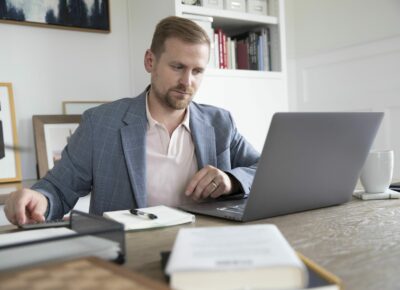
[0, 83, 22, 183]
[0, 0, 110, 33]
[33, 115, 81, 178]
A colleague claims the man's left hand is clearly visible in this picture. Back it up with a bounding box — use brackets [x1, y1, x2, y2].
[185, 165, 240, 201]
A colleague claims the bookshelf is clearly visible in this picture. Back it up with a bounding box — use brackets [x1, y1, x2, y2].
[128, 0, 287, 151]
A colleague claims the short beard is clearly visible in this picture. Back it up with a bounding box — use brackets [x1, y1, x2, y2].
[154, 85, 194, 110]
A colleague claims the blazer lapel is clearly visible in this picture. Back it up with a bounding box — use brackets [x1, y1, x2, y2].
[189, 104, 217, 169]
[121, 93, 147, 208]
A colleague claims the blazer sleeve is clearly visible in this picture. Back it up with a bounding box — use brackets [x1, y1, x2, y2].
[31, 111, 94, 220]
[224, 112, 260, 194]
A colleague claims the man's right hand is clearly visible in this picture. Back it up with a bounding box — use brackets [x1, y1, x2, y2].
[4, 189, 48, 225]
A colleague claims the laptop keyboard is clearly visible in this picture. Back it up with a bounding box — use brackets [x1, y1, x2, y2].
[216, 204, 245, 214]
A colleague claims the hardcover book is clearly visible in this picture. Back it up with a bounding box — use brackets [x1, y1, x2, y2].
[165, 224, 308, 290]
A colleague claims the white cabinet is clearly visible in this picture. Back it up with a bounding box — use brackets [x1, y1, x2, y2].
[128, 0, 287, 152]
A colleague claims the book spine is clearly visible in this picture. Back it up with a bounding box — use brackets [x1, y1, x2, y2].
[262, 28, 270, 71]
[223, 33, 228, 69]
[214, 32, 220, 69]
[217, 28, 224, 69]
[248, 31, 258, 70]
[227, 36, 231, 69]
[236, 40, 249, 70]
[231, 39, 236, 70]
[258, 34, 263, 71]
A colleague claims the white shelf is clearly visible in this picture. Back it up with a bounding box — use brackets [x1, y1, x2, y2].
[180, 5, 278, 28]
[205, 68, 284, 79]
[129, 0, 287, 152]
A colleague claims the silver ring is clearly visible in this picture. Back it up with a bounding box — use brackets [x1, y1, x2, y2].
[210, 180, 218, 189]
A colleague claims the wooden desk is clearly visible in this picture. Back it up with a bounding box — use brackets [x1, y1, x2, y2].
[1, 198, 399, 289]
[122, 198, 400, 290]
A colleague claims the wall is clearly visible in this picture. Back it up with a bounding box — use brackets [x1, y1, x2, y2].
[285, 0, 400, 178]
[0, 0, 132, 179]
[285, 0, 400, 59]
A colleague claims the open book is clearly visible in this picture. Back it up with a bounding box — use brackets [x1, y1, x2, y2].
[103, 205, 195, 231]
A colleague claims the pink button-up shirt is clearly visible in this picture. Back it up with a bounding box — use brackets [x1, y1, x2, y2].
[145, 96, 198, 207]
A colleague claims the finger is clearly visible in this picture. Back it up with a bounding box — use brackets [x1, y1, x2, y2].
[193, 172, 216, 199]
[27, 199, 46, 223]
[30, 211, 46, 223]
[185, 168, 209, 196]
[210, 174, 232, 198]
[3, 204, 16, 225]
[15, 194, 32, 225]
[196, 181, 217, 200]
[15, 202, 28, 225]
[210, 184, 226, 198]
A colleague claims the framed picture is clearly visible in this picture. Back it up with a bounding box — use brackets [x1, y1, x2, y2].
[33, 115, 81, 178]
[0, 83, 22, 183]
[62, 101, 108, 115]
[0, 0, 110, 33]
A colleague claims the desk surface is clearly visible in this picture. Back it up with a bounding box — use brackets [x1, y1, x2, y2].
[1, 198, 399, 290]
[123, 198, 400, 290]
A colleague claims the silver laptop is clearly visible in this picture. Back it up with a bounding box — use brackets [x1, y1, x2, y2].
[179, 112, 383, 222]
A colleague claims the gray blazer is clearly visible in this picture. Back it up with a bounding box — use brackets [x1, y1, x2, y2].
[33, 90, 260, 219]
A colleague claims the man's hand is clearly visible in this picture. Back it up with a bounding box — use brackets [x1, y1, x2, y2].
[4, 189, 48, 225]
[185, 165, 240, 201]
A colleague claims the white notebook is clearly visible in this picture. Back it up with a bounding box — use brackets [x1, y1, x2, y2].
[103, 206, 195, 231]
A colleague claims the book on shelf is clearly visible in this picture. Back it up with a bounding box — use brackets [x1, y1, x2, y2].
[165, 224, 309, 290]
[231, 26, 272, 71]
[103, 205, 195, 231]
[0, 257, 170, 290]
[195, 23, 273, 72]
[236, 39, 249, 70]
[213, 33, 220, 68]
[215, 28, 226, 69]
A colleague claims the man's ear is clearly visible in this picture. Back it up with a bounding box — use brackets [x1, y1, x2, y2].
[144, 49, 155, 73]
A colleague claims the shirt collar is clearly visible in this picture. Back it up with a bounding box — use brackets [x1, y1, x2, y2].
[145, 91, 191, 132]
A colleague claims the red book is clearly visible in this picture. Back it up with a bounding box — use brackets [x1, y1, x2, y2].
[216, 28, 225, 69]
[223, 33, 228, 69]
[236, 40, 249, 70]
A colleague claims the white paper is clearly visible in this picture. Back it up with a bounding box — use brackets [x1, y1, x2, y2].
[103, 205, 195, 231]
[0, 228, 120, 271]
[0, 227, 74, 247]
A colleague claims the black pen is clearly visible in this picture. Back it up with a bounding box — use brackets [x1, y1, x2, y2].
[129, 209, 158, 220]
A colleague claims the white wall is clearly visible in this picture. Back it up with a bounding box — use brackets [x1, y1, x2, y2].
[285, 0, 400, 178]
[0, 0, 132, 179]
[285, 0, 400, 59]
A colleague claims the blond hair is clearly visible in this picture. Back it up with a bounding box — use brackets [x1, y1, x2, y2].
[150, 16, 210, 58]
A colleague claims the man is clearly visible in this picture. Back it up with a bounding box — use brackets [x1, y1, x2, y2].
[5, 16, 259, 225]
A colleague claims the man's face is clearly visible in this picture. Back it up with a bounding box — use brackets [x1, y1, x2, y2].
[145, 37, 209, 111]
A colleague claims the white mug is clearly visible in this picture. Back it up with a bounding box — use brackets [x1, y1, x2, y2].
[360, 150, 394, 193]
